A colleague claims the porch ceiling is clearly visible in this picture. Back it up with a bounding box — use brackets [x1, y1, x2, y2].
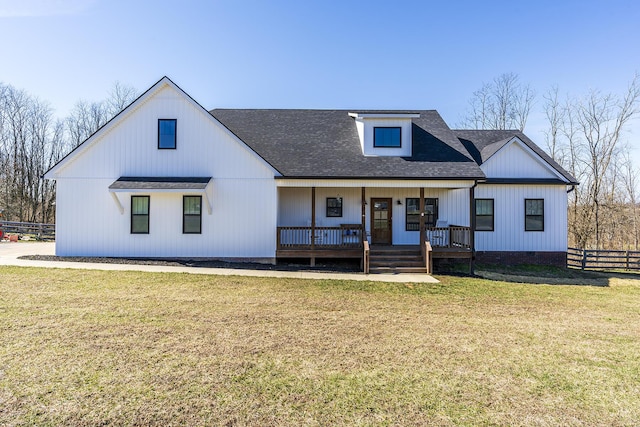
[275, 178, 477, 189]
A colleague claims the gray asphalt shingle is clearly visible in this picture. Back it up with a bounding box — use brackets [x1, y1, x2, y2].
[210, 109, 485, 180]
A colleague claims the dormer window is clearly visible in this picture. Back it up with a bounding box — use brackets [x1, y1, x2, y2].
[348, 112, 418, 157]
[374, 127, 401, 148]
[158, 119, 177, 149]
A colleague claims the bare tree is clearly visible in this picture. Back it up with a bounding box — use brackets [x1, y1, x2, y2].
[66, 100, 109, 148]
[622, 151, 640, 250]
[543, 86, 565, 163]
[461, 72, 535, 131]
[107, 81, 137, 115]
[549, 74, 640, 249]
[66, 81, 138, 148]
[575, 75, 640, 249]
[0, 80, 137, 223]
[0, 83, 65, 222]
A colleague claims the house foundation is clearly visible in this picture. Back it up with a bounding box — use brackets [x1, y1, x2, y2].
[475, 251, 567, 268]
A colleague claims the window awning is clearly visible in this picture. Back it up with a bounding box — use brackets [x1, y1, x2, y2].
[109, 176, 212, 191]
[108, 177, 213, 215]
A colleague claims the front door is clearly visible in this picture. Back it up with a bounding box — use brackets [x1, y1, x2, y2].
[371, 198, 392, 245]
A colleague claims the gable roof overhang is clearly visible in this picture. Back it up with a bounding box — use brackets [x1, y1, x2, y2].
[455, 129, 579, 185]
[483, 136, 576, 184]
[44, 77, 280, 180]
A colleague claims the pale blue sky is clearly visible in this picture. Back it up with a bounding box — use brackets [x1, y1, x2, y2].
[1, 0, 639, 167]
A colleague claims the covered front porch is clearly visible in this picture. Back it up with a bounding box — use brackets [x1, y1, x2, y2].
[275, 179, 477, 272]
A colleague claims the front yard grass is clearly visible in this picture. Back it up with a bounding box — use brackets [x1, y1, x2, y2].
[1, 266, 639, 426]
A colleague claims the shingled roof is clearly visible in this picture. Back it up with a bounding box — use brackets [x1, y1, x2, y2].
[454, 129, 578, 184]
[210, 109, 485, 180]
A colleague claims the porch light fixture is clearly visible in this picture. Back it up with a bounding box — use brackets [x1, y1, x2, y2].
[397, 200, 402, 205]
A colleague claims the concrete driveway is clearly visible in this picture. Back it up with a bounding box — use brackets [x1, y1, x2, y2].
[0, 241, 439, 283]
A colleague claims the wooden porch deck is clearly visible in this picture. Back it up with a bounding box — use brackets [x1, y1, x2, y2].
[276, 225, 473, 271]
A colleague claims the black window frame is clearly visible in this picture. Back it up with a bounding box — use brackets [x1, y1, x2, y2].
[525, 199, 544, 232]
[158, 119, 177, 149]
[131, 195, 150, 234]
[326, 197, 343, 218]
[475, 199, 494, 232]
[405, 198, 439, 231]
[373, 127, 402, 148]
[183, 195, 202, 234]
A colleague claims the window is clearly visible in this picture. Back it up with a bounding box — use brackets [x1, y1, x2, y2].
[525, 199, 544, 231]
[475, 199, 494, 231]
[406, 198, 438, 231]
[131, 196, 149, 234]
[158, 119, 176, 149]
[183, 196, 202, 234]
[373, 127, 401, 147]
[326, 197, 343, 217]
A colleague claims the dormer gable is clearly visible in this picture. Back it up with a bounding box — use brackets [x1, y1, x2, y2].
[348, 112, 420, 157]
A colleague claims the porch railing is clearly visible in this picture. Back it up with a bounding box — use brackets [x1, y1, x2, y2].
[277, 225, 364, 250]
[363, 241, 370, 274]
[425, 225, 471, 249]
[421, 240, 433, 274]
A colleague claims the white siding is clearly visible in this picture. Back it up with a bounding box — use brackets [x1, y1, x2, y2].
[53, 84, 277, 259]
[278, 187, 471, 245]
[481, 140, 563, 179]
[277, 188, 312, 226]
[354, 118, 413, 157]
[474, 184, 568, 251]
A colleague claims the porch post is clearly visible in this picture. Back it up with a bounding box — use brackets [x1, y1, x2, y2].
[361, 187, 366, 244]
[469, 183, 476, 275]
[419, 188, 425, 244]
[311, 186, 316, 266]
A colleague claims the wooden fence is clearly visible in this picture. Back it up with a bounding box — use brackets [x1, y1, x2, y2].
[567, 247, 640, 271]
[0, 221, 55, 241]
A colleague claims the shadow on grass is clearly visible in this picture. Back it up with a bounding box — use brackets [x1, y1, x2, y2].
[433, 262, 635, 286]
[18, 255, 362, 273]
[470, 264, 640, 287]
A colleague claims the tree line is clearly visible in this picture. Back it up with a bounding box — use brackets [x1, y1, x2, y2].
[462, 72, 640, 250]
[0, 82, 137, 223]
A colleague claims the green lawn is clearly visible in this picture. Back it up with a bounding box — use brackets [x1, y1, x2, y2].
[1, 267, 639, 426]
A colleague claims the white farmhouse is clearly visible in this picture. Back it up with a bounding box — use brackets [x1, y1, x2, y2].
[44, 77, 577, 273]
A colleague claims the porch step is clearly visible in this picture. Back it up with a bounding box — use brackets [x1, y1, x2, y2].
[369, 259, 425, 267]
[369, 266, 428, 274]
[368, 246, 426, 274]
[369, 247, 421, 256]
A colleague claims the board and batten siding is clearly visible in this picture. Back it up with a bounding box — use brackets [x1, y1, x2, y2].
[481, 139, 565, 180]
[278, 186, 470, 245]
[476, 137, 570, 252]
[474, 184, 568, 252]
[53, 84, 277, 258]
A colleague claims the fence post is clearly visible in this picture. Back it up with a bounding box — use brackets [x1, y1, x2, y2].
[626, 250, 630, 270]
[581, 249, 587, 270]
